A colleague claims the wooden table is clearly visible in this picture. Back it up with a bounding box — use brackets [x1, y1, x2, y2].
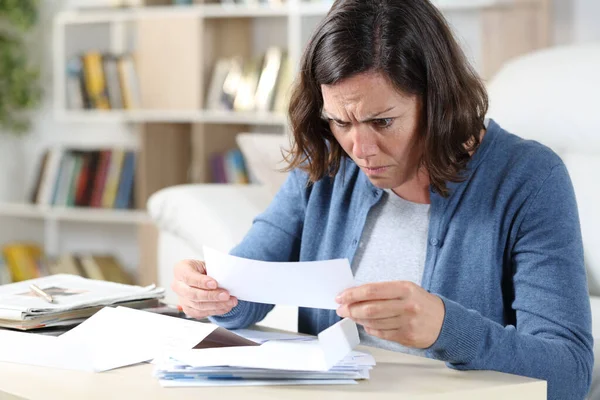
[0, 346, 545, 400]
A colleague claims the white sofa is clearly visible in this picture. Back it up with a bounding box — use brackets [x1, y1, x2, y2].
[148, 44, 600, 397]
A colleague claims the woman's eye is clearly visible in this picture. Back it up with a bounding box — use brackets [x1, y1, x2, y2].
[330, 119, 349, 128]
[372, 118, 394, 129]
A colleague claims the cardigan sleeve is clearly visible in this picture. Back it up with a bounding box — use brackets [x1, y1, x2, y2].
[426, 164, 594, 400]
[209, 169, 309, 329]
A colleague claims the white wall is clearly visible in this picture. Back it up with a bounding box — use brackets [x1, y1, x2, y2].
[554, 0, 600, 45]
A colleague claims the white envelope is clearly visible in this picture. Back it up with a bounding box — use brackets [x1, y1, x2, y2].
[169, 318, 360, 372]
[0, 307, 250, 372]
[203, 246, 356, 309]
[0, 329, 93, 371]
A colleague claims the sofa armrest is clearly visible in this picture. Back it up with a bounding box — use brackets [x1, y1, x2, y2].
[147, 184, 273, 258]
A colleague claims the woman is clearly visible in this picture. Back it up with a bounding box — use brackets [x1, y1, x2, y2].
[172, 0, 593, 398]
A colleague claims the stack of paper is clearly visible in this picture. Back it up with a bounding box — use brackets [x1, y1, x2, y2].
[155, 318, 374, 387]
[156, 351, 375, 387]
[0, 274, 164, 330]
[150, 246, 372, 387]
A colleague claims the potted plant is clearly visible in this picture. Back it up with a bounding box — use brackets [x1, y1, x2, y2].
[0, 0, 41, 134]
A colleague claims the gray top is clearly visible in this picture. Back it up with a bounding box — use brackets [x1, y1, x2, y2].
[352, 189, 430, 357]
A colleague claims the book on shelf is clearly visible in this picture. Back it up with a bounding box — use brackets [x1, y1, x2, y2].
[66, 51, 141, 111]
[209, 148, 249, 184]
[29, 148, 137, 210]
[0, 242, 135, 287]
[205, 47, 291, 114]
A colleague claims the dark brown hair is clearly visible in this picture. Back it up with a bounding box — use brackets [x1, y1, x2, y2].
[286, 0, 488, 196]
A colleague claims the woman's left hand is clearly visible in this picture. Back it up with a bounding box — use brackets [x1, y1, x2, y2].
[335, 281, 445, 349]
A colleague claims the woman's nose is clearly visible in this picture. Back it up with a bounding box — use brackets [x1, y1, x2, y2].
[352, 128, 378, 159]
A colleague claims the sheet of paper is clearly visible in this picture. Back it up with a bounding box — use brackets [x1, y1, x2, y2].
[203, 246, 355, 309]
[169, 318, 360, 372]
[159, 379, 357, 387]
[0, 329, 93, 371]
[231, 328, 314, 344]
[60, 306, 219, 372]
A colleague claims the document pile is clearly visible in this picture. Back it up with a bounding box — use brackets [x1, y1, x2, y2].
[155, 319, 375, 387]
[153, 246, 373, 387]
[0, 274, 164, 330]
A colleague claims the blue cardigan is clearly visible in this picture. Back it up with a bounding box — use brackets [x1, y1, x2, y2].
[211, 119, 593, 399]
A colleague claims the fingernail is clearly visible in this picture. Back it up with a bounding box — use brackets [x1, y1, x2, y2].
[207, 281, 217, 289]
[218, 292, 229, 301]
[228, 298, 237, 306]
[335, 295, 343, 304]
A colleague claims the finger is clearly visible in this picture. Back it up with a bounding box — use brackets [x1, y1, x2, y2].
[171, 280, 230, 302]
[364, 327, 400, 343]
[336, 281, 415, 304]
[174, 260, 217, 289]
[179, 297, 238, 314]
[342, 299, 405, 320]
[354, 316, 403, 330]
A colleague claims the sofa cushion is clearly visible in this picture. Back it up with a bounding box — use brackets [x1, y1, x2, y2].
[236, 133, 291, 196]
[147, 184, 273, 256]
[563, 153, 600, 295]
[486, 44, 600, 295]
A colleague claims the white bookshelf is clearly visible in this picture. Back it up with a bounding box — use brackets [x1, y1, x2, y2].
[38, 0, 550, 285]
[55, 109, 287, 125]
[56, 0, 516, 25]
[0, 203, 150, 224]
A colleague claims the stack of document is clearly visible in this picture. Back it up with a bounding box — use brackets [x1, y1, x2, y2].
[0, 274, 164, 330]
[151, 246, 372, 387]
[154, 318, 374, 387]
[156, 349, 375, 387]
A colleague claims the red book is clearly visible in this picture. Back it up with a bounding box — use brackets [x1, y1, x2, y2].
[90, 150, 112, 208]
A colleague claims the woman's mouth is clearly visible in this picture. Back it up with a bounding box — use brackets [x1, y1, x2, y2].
[363, 166, 389, 175]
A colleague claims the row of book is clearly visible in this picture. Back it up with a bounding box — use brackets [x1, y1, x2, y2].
[206, 46, 293, 114]
[0, 242, 134, 285]
[209, 148, 250, 184]
[30, 148, 136, 209]
[66, 51, 141, 110]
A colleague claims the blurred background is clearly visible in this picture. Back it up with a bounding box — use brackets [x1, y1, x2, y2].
[0, 0, 597, 289]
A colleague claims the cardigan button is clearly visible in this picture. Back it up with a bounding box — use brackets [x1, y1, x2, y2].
[430, 238, 439, 246]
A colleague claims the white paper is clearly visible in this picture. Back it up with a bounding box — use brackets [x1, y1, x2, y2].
[231, 329, 314, 344]
[0, 274, 164, 320]
[159, 379, 357, 387]
[203, 246, 355, 309]
[169, 318, 360, 372]
[0, 329, 93, 371]
[60, 306, 218, 372]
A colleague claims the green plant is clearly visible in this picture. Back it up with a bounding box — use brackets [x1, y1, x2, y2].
[0, 0, 41, 134]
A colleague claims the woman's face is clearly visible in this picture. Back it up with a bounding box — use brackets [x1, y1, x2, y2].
[321, 72, 423, 191]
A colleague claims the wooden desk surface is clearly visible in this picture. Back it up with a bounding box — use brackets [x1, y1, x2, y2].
[0, 346, 545, 400]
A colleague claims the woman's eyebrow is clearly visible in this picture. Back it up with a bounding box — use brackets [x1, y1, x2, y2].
[322, 106, 397, 122]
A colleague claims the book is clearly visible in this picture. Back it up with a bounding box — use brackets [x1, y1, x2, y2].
[103, 55, 123, 109]
[234, 56, 262, 112]
[206, 58, 234, 111]
[81, 52, 111, 110]
[65, 56, 87, 109]
[2, 243, 42, 283]
[102, 149, 125, 208]
[254, 47, 283, 112]
[118, 54, 142, 109]
[114, 151, 136, 209]
[273, 54, 293, 114]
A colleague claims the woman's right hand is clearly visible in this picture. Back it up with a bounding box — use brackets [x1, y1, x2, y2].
[171, 259, 238, 320]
